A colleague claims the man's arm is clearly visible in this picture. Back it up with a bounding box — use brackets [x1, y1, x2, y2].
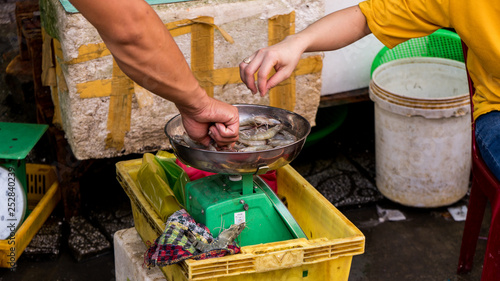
[69, 0, 239, 146]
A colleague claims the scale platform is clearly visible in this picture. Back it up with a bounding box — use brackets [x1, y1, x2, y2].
[185, 173, 306, 246]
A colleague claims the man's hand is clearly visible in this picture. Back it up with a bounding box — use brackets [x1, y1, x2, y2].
[176, 96, 239, 147]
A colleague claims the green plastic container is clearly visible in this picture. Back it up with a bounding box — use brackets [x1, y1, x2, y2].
[370, 29, 463, 76]
[185, 174, 307, 246]
[304, 105, 348, 148]
[0, 122, 48, 223]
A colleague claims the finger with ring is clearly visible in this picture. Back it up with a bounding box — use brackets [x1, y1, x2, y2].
[243, 57, 252, 64]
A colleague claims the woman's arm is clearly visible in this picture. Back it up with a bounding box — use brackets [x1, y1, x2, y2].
[239, 5, 371, 96]
[69, 0, 239, 146]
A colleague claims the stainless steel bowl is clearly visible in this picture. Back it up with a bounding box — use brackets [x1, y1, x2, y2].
[164, 104, 311, 175]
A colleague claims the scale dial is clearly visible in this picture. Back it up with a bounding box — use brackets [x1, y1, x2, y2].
[0, 166, 27, 240]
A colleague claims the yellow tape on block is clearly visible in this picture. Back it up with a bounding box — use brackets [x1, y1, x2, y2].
[65, 43, 110, 65]
[192, 18, 234, 44]
[268, 12, 296, 111]
[53, 41, 68, 94]
[191, 16, 215, 98]
[202, 67, 242, 85]
[60, 18, 233, 65]
[41, 29, 57, 87]
[77, 79, 112, 98]
[70, 16, 235, 100]
[105, 59, 134, 150]
[296, 55, 323, 75]
[52, 39, 67, 129]
[167, 17, 234, 43]
[77, 62, 308, 92]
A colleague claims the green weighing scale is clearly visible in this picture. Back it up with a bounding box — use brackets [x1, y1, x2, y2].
[165, 104, 311, 246]
[0, 122, 48, 240]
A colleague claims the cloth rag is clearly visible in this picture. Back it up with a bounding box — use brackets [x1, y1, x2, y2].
[144, 209, 241, 268]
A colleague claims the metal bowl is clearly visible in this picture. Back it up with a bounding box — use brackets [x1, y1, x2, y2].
[164, 104, 311, 175]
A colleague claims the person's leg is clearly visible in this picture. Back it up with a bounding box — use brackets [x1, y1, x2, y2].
[475, 111, 500, 181]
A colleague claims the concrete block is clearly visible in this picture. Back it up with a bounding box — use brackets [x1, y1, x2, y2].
[89, 205, 135, 241]
[23, 216, 63, 261]
[114, 227, 165, 281]
[40, 0, 324, 159]
[68, 216, 112, 262]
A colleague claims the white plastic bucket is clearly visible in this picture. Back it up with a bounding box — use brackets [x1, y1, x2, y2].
[369, 57, 471, 207]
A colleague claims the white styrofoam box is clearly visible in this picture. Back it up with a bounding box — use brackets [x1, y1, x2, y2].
[321, 0, 384, 95]
[114, 228, 165, 281]
[42, 0, 325, 159]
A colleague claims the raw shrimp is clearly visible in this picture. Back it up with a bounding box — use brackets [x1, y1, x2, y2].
[238, 145, 274, 152]
[239, 124, 283, 141]
[268, 138, 295, 147]
[239, 116, 280, 127]
[171, 115, 298, 152]
[237, 138, 268, 146]
[192, 223, 246, 252]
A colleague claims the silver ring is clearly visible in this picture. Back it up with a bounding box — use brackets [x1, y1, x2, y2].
[243, 57, 252, 64]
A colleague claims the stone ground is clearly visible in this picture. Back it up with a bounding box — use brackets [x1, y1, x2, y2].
[0, 4, 491, 280]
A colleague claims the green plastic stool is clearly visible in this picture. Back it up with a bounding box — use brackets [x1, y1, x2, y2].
[370, 29, 464, 77]
[0, 122, 48, 237]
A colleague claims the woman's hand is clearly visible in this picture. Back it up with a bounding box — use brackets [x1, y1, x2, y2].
[239, 35, 305, 96]
[239, 5, 371, 96]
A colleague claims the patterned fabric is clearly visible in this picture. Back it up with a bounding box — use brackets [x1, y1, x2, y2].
[144, 209, 241, 268]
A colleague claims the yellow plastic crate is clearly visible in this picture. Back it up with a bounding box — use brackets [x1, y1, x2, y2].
[116, 158, 365, 281]
[0, 164, 61, 268]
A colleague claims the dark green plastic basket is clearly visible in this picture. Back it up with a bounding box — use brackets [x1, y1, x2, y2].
[370, 29, 464, 76]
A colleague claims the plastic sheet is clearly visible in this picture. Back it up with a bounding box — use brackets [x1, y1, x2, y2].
[155, 151, 189, 206]
[136, 153, 183, 221]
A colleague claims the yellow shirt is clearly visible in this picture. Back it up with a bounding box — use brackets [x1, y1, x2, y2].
[359, 0, 500, 120]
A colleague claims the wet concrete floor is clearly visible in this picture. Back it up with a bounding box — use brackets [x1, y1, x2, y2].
[1, 99, 489, 281]
[0, 7, 490, 280]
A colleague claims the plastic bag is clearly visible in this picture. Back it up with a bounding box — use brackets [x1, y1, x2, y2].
[136, 153, 182, 221]
[155, 151, 189, 206]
